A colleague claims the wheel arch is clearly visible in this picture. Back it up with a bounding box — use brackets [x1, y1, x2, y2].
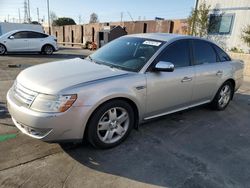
[41, 43, 55, 52]
[0, 43, 7, 51]
[83, 97, 140, 140]
[216, 78, 236, 100]
[224, 78, 235, 99]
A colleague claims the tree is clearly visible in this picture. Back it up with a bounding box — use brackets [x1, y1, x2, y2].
[242, 25, 250, 47]
[188, 2, 210, 37]
[52, 17, 76, 26]
[89, 13, 99, 23]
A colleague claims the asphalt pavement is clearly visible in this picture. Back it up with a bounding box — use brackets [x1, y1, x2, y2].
[0, 48, 250, 188]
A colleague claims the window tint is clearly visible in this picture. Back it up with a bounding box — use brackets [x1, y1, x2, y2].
[91, 37, 164, 72]
[27, 32, 47, 38]
[192, 40, 217, 64]
[158, 40, 190, 68]
[213, 45, 231, 62]
[12, 31, 29, 39]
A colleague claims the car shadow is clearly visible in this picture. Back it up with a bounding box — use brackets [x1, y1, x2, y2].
[60, 92, 250, 187]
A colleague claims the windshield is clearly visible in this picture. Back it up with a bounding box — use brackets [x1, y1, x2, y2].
[89, 37, 165, 72]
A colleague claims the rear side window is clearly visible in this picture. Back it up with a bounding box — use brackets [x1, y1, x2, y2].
[213, 45, 231, 62]
[27, 32, 48, 38]
[192, 40, 217, 64]
[158, 40, 190, 68]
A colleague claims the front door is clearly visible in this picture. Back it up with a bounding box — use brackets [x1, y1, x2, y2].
[5, 31, 29, 52]
[145, 39, 194, 118]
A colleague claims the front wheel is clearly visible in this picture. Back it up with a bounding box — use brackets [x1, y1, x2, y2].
[0, 44, 6, 55]
[87, 100, 135, 149]
[210, 81, 233, 110]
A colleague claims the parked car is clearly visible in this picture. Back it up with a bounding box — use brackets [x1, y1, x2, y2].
[7, 33, 244, 148]
[0, 29, 58, 55]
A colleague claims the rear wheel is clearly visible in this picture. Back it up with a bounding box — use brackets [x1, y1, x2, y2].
[0, 44, 6, 55]
[42, 45, 54, 55]
[210, 81, 233, 110]
[87, 100, 135, 149]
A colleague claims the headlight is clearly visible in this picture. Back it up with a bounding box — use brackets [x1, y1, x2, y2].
[30, 94, 77, 113]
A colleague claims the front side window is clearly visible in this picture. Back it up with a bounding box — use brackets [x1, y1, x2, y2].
[192, 40, 217, 65]
[12, 31, 29, 39]
[208, 14, 234, 35]
[158, 40, 190, 68]
[90, 37, 164, 72]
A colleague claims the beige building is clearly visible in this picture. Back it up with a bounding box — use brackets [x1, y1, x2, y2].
[199, 0, 250, 53]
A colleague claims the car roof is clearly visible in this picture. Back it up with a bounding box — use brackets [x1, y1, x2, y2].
[125, 33, 208, 43]
[9, 29, 44, 33]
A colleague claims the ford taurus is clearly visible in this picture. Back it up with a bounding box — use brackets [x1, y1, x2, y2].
[7, 33, 244, 148]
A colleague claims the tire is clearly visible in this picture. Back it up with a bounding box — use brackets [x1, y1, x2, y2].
[0, 44, 6, 55]
[87, 100, 135, 149]
[210, 81, 233, 111]
[42, 45, 54, 55]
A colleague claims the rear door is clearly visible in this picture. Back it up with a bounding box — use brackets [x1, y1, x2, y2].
[5, 31, 29, 52]
[27, 31, 47, 51]
[145, 39, 195, 118]
[191, 39, 225, 103]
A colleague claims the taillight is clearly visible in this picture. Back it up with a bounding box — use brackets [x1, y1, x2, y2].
[54, 39, 57, 42]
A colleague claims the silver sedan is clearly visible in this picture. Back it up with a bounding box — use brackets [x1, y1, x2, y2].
[7, 33, 244, 148]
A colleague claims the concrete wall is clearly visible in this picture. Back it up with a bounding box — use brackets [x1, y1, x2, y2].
[230, 52, 250, 77]
[200, 0, 250, 53]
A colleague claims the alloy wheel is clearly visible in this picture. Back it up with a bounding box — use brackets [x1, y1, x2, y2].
[218, 84, 231, 108]
[97, 107, 130, 144]
[0, 44, 6, 55]
[44, 45, 53, 55]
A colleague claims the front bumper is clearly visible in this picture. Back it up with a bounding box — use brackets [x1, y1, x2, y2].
[7, 90, 91, 142]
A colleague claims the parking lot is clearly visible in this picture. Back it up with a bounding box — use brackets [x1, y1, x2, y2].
[0, 48, 250, 188]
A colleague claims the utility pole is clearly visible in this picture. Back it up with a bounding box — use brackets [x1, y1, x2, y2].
[8, 15, 9, 22]
[47, 0, 51, 34]
[191, 0, 199, 36]
[78, 15, 82, 25]
[120, 12, 123, 24]
[18, 8, 21, 23]
[37, 8, 40, 23]
[24, 0, 29, 23]
[27, 0, 31, 22]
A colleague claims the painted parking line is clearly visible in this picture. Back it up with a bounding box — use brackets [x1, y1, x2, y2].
[0, 134, 17, 142]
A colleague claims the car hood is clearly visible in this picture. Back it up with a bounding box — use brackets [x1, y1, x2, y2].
[17, 58, 129, 94]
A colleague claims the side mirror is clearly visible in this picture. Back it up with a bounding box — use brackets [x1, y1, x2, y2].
[154, 61, 174, 72]
[9, 36, 14, 39]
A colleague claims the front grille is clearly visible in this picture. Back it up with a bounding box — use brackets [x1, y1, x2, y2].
[13, 82, 38, 107]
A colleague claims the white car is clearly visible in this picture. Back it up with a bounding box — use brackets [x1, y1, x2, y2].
[0, 30, 58, 55]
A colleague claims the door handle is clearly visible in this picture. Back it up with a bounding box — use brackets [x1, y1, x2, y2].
[216, 70, 223, 76]
[181, 77, 192, 82]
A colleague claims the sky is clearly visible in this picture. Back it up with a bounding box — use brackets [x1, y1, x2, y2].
[0, 0, 195, 24]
